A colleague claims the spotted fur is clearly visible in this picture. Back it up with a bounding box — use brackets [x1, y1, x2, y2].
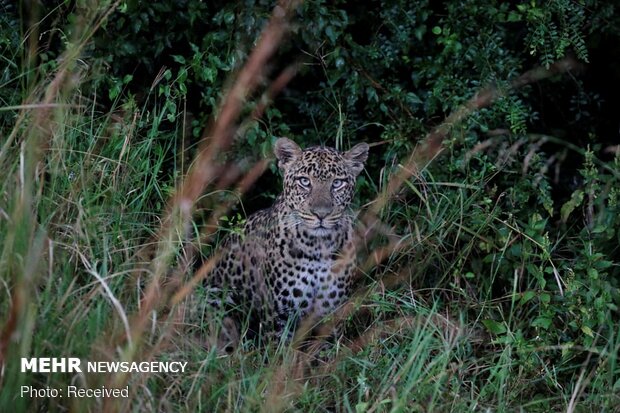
[204, 138, 369, 352]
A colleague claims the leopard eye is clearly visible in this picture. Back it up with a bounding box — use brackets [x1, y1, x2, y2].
[297, 177, 311, 188]
[332, 179, 347, 190]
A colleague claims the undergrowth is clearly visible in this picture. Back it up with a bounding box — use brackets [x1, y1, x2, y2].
[1, 1, 619, 412]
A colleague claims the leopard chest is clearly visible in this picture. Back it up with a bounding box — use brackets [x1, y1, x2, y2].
[267, 240, 346, 317]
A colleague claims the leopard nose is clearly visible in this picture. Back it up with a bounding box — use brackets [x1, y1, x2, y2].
[310, 204, 332, 219]
[310, 193, 333, 219]
[311, 208, 330, 219]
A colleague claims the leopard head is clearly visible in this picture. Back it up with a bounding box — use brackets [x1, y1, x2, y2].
[274, 137, 368, 235]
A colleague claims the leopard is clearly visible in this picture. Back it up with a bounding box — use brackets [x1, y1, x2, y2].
[202, 137, 369, 353]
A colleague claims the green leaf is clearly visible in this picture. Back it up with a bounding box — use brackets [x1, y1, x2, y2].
[588, 268, 599, 280]
[595, 260, 613, 270]
[520, 290, 536, 304]
[581, 325, 594, 337]
[109, 83, 121, 100]
[509, 244, 522, 257]
[507, 11, 522, 22]
[355, 402, 369, 413]
[532, 317, 552, 329]
[482, 319, 507, 335]
[560, 189, 584, 222]
[171, 55, 186, 64]
[325, 25, 338, 43]
[406, 92, 422, 105]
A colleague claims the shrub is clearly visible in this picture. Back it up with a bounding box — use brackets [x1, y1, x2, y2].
[1, 0, 619, 410]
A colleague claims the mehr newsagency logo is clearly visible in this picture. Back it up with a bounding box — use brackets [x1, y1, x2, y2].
[21, 357, 188, 373]
[19, 357, 188, 399]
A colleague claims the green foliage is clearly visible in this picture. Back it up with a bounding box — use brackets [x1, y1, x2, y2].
[0, 1, 20, 126]
[2, 0, 620, 411]
[517, 0, 590, 67]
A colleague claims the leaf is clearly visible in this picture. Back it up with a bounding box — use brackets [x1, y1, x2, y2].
[482, 319, 507, 335]
[588, 268, 599, 280]
[509, 244, 522, 257]
[520, 290, 536, 304]
[595, 260, 613, 270]
[581, 325, 594, 337]
[171, 55, 186, 64]
[532, 317, 552, 329]
[355, 402, 369, 413]
[406, 92, 422, 105]
[507, 11, 522, 22]
[560, 189, 584, 222]
[109, 83, 121, 100]
[325, 25, 338, 43]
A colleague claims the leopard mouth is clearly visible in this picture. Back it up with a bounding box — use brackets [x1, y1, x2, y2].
[296, 212, 341, 232]
[308, 218, 340, 232]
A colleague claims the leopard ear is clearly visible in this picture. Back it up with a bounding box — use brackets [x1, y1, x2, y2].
[344, 142, 369, 176]
[274, 137, 301, 170]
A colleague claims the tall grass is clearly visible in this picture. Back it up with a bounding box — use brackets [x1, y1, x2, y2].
[1, 1, 619, 412]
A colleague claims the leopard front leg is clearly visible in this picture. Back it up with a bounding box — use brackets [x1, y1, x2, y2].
[203, 283, 241, 355]
[312, 249, 356, 341]
[202, 242, 245, 355]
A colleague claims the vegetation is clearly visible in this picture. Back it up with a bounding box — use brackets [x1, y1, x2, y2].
[1, 0, 619, 411]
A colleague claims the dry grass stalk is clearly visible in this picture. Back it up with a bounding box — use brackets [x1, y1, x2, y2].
[100, 2, 302, 411]
[0, 0, 121, 371]
[136, 0, 302, 324]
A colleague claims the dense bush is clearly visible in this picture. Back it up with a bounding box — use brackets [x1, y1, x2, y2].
[87, 0, 620, 335]
[2, 0, 619, 410]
